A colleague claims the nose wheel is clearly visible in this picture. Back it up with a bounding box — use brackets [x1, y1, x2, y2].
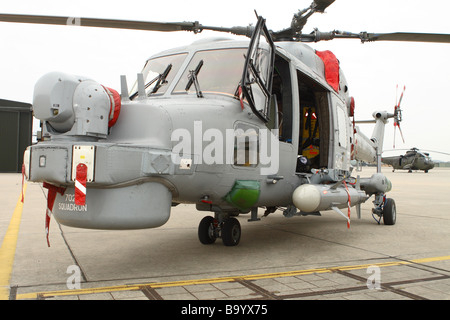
[198, 215, 241, 246]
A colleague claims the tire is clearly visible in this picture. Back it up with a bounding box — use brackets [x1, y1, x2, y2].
[221, 218, 241, 246]
[198, 216, 217, 244]
[383, 198, 396, 225]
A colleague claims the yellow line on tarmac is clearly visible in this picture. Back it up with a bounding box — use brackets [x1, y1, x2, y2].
[411, 256, 450, 264]
[15, 254, 450, 300]
[0, 184, 27, 300]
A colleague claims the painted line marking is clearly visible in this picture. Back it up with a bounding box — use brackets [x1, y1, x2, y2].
[15, 254, 450, 300]
[0, 184, 27, 300]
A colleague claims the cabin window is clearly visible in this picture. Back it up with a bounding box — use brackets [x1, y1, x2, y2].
[336, 105, 348, 148]
[233, 122, 259, 168]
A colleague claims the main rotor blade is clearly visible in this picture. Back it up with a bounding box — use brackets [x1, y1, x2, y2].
[0, 13, 253, 36]
[0, 13, 197, 31]
[314, 0, 336, 12]
[425, 150, 450, 156]
[280, 29, 450, 43]
[366, 32, 450, 43]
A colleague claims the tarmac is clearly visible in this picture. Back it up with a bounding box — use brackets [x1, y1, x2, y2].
[1, 166, 449, 302]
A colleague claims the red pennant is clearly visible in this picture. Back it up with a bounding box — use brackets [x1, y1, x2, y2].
[43, 183, 66, 247]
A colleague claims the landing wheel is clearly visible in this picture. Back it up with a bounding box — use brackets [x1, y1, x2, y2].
[198, 216, 217, 244]
[383, 198, 396, 225]
[221, 218, 241, 246]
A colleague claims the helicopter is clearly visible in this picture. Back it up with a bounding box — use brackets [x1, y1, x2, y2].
[382, 148, 450, 173]
[3, 0, 450, 246]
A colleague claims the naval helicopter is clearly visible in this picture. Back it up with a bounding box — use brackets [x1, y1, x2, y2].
[3, 0, 450, 246]
[382, 148, 450, 173]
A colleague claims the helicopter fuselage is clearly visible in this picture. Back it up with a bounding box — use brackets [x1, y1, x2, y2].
[24, 35, 391, 237]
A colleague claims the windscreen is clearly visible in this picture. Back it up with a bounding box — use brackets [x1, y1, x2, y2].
[130, 52, 188, 98]
[173, 48, 247, 97]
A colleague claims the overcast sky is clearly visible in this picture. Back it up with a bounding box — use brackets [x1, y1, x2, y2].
[1, 0, 449, 160]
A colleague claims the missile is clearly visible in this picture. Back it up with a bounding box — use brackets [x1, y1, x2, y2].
[292, 173, 391, 218]
[293, 183, 367, 213]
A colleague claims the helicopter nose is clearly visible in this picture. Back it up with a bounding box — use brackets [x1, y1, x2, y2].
[51, 181, 172, 230]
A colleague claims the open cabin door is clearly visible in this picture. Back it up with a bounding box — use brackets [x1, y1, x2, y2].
[331, 94, 351, 171]
[240, 16, 276, 123]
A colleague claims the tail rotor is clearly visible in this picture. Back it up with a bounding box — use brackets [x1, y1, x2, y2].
[393, 85, 405, 148]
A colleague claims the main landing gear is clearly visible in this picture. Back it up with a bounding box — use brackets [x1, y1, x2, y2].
[372, 194, 396, 225]
[382, 198, 396, 225]
[198, 215, 241, 246]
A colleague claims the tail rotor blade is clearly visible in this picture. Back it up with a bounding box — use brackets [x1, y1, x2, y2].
[398, 123, 405, 144]
[397, 85, 406, 109]
[393, 125, 397, 149]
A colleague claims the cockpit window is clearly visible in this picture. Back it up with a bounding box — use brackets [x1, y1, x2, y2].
[130, 52, 188, 99]
[173, 48, 247, 97]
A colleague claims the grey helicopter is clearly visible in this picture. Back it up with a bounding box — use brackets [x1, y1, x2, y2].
[3, 0, 450, 246]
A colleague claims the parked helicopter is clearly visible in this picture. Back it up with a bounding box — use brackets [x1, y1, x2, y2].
[382, 148, 449, 173]
[3, 0, 450, 246]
